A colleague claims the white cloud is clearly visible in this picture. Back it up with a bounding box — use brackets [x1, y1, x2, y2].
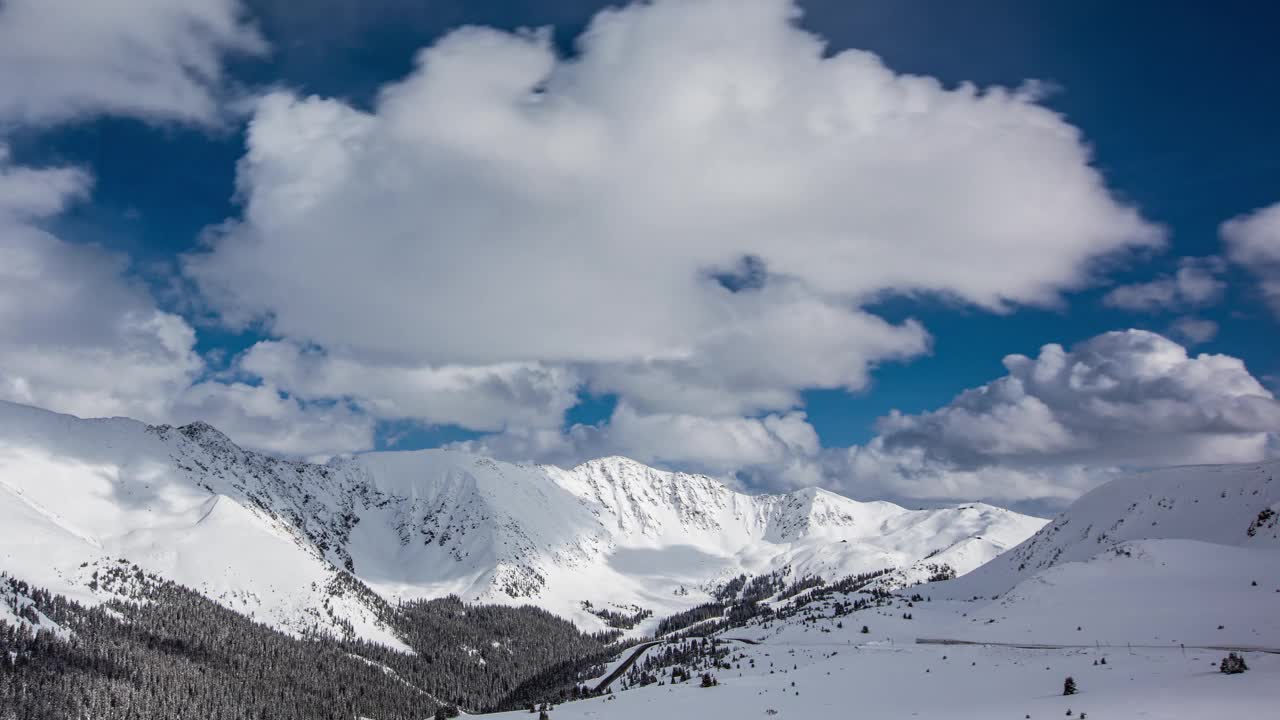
[0, 148, 370, 457]
[845, 448, 1104, 507]
[21, 0, 1258, 505]
[460, 402, 822, 479]
[0, 150, 202, 420]
[186, 0, 1160, 430]
[0, 146, 89, 212]
[839, 330, 1280, 505]
[469, 328, 1279, 507]
[0, 0, 372, 458]
[1221, 202, 1280, 318]
[1169, 316, 1218, 345]
[586, 405, 821, 473]
[239, 340, 580, 432]
[170, 381, 373, 459]
[1102, 256, 1225, 312]
[0, 0, 264, 125]
[584, 283, 930, 415]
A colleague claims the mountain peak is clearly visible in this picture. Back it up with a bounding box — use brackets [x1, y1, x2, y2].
[570, 455, 735, 494]
[784, 485, 859, 503]
[574, 454, 665, 474]
[176, 420, 230, 442]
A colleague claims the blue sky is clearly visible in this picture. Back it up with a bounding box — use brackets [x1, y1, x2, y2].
[1, 0, 1278, 512]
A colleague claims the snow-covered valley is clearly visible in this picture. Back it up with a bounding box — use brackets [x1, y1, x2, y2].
[519, 458, 1280, 719]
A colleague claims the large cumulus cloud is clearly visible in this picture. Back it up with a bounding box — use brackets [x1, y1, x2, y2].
[841, 330, 1280, 506]
[183, 0, 1161, 465]
[14, 0, 1267, 502]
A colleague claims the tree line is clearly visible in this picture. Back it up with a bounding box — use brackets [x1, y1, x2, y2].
[0, 566, 627, 720]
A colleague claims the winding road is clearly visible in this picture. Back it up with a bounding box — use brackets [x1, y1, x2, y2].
[592, 641, 663, 693]
[592, 637, 762, 693]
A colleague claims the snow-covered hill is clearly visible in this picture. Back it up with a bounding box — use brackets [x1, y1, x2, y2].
[0, 400, 1044, 641]
[945, 538, 1280, 647]
[940, 460, 1280, 599]
[869, 459, 1280, 651]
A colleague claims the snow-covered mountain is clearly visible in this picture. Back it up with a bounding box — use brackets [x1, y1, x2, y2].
[0, 400, 1044, 641]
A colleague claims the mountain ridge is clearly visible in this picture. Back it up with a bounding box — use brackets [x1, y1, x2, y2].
[0, 399, 1045, 642]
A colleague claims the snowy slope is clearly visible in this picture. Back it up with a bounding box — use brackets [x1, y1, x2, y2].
[884, 460, 1280, 649]
[0, 400, 1044, 641]
[940, 460, 1280, 599]
[0, 402, 409, 648]
[945, 539, 1280, 647]
[549, 643, 1278, 720]
[492, 611, 1279, 720]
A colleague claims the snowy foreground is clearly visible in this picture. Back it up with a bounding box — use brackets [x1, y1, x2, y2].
[493, 642, 1277, 719]
[491, 598, 1278, 720]
[490, 459, 1280, 719]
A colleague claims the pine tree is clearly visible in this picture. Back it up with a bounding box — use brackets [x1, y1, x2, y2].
[1063, 676, 1078, 695]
